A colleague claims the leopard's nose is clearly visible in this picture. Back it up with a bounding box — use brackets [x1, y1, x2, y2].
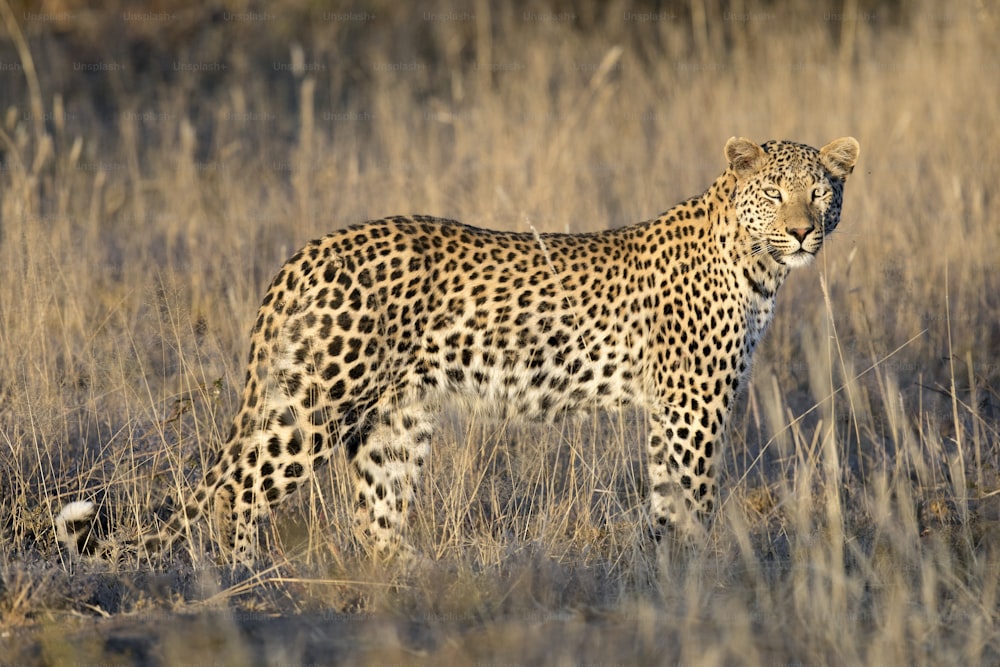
[787, 225, 814, 243]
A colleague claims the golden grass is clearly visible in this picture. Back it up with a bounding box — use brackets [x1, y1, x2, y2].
[1, 1, 999, 663]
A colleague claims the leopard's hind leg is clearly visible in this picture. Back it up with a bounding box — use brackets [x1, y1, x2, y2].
[349, 404, 434, 558]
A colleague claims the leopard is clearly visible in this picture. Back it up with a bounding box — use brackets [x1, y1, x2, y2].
[57, 136, 859, 566]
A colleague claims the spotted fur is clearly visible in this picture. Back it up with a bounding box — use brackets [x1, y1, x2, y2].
[58, 136, 859, 565]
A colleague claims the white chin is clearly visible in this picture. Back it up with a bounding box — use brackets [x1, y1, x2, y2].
[781, 252, 815, 268]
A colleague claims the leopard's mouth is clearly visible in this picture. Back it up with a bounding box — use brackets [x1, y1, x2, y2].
[765, 232, 821, 267]
[781, 248, 816, 268]
[765, 241, 816, 267]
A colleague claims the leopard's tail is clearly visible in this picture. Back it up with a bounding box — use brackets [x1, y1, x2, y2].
[55, 500, 106, 557]
[55, 493, 208, 561]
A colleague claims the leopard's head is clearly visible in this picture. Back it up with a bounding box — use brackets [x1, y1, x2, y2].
[725, 136, 860, 268]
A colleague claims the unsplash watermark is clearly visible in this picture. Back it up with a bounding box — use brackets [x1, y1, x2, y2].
[74, 61, 125, 72]
[522, 10, 576, 22]
[473, 62, 525, 73]
[21, 110, 80, 122]
[674, 62, 725, 73]
[324, 11, 376, 22]
[372, 62, 426, 72]
[273, 62, 327, 73]
[22, 10, 74, 21]
[424, 11, 475, 21]
[121, 110, 176, 122]
[322, 111, 374, 122]
[190, 161, 228, 173]
[220, 10, 274, 21]
[122, 10, 175, 22]
[824, 10, 877, 21]
[724, 10, 775, 22]
[623, 10, 675, 21]
[173, 62, 228, 72]
[223, 111, 277, 122]
[575, 61, 623, 73]
[77, 161, 126, 173]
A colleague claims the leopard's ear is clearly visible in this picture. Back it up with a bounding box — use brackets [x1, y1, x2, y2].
[725, 137, 766, 178]
[819, 137, 860, 179]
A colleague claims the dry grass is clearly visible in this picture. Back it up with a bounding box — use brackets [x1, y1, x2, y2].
[1, 1, 999, 664]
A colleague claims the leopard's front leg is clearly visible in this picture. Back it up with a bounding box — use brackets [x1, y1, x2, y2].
[646, 406, 721, 540]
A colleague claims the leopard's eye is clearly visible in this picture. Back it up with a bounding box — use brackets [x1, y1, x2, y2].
[763, 186, 783, 201]
[811, 186, 828, 201]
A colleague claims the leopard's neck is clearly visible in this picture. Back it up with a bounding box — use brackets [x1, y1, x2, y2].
[704, 170, 791, 347]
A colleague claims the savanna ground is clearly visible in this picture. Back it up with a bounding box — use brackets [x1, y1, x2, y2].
[1, 0, 999, 664]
